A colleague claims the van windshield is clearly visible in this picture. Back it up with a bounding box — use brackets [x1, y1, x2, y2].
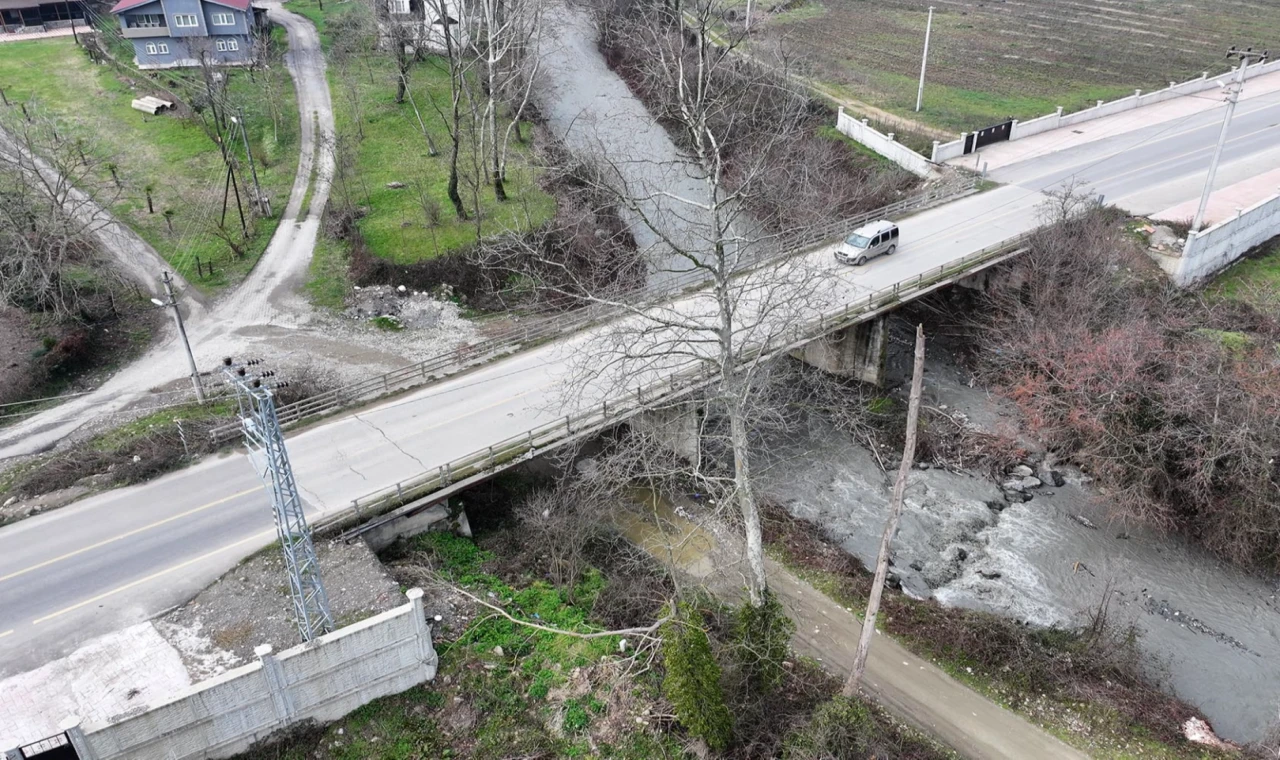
[845, 234, 872, 248]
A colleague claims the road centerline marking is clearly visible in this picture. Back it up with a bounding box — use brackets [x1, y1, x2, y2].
[0, 486, 264, 586]
[31, 529, 275, 625]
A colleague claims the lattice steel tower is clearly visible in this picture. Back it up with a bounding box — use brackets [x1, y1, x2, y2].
[223, 358, 334, 641]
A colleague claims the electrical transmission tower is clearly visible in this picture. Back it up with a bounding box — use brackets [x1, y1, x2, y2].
[222, 358, 334, 641]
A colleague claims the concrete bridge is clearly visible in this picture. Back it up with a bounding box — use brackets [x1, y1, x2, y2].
[7, 69, 1280, 675]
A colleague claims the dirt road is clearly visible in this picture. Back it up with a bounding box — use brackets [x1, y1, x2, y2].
[0, 2, 335, 460]
[619, 503, 1088, 760]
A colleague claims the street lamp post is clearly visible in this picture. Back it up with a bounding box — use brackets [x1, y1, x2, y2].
[1191, 47, 1269, 232]
[915, 6, 935, 113]
[152, 271, 205, 403]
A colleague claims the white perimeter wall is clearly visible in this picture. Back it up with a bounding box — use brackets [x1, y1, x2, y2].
[1174, 192, 1280, 285]
[836, 108, 935, 178]
[81, 589, 438, 760]
[932, 59, 1280, 162]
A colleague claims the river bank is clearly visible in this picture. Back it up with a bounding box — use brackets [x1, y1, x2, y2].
[761, 314, 1280, 744]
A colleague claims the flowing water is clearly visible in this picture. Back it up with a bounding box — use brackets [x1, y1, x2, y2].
[763, 330, 1280, 743]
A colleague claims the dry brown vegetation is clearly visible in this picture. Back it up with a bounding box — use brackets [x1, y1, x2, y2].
[970, 203, 1280, 572]
[596, 0, 918, 235]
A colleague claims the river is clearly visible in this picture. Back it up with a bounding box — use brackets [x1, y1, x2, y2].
[533, 2, 755, 286]
[762, 319, 1280, 743]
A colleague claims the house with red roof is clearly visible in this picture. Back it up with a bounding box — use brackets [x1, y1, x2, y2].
[109, 0, 263, 70]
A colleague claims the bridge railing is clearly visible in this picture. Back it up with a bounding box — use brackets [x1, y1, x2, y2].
[211, 179, 976, 442]
[324, 231, 1032, 537]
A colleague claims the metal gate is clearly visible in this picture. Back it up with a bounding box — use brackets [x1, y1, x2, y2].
[8, 733, 80, 760]
[963, 118, 1014, 154]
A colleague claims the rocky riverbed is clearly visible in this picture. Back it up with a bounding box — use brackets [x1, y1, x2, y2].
[762, 319, 1280, 743]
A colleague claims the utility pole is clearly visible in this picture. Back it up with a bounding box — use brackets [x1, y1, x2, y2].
[915, 6, 935, 112]
[1192, 47, 1269, 231]
[844, 324, 926, 696]
[744, 0, 752, 31]
[223, 358, 334, 642]
[153, 272, 205, 403]
[233, 110, 270, 217]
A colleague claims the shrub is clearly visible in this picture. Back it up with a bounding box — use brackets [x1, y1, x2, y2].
[661, 603, 734, 750]
[733, 590, 794, 692]
[783, 696, 876, 760]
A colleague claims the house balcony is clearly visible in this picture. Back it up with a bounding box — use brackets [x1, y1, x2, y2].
[122, 24, 167, 37]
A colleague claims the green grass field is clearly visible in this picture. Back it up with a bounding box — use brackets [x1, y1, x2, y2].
[1208, 239, 1280, 310]
[291, 0, 554, 268]
[0, 34, 299, 291]
[329, 55, 555, 264]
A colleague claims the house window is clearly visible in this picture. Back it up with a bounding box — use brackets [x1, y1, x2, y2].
[226, 38, 238, 51]
[216, 38, 238, 51]
[128, 13, 164, 27]
[388, 0, 409, 13]
[211, 12, 234, 25]
[145, 42, 157, 54]
[157, 42, 169, 53]
[172, 13, 198, 27]
[215, 38, 226, 51]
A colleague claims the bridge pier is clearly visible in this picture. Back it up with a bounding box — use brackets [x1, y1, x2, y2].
[632, 401, 703, 463]
[792, 316, 888, 386]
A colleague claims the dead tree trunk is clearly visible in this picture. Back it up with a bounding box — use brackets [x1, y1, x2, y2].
[844, 323, 926, 695]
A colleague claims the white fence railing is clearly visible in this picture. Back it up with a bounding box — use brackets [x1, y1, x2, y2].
[835, 107, 935, 177]
[932, 58, 1280, 163]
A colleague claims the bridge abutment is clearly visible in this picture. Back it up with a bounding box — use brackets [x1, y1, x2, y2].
[792, 316, 888, 386]
[632, 402, 703, 463]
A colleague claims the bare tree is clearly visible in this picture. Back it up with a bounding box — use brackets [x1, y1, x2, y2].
[844, 324, 925, 695]
[500, 1, 842, 607]
[424, 0, 474, 219]
[0, 105, 124, 320]
[470, 0, 541, 201]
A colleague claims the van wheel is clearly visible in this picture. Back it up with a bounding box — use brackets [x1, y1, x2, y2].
[856, 255, 867, 266]
[886, 244, 897, 256]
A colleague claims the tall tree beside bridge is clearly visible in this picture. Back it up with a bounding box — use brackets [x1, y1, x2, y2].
[498, 0, 840, 607]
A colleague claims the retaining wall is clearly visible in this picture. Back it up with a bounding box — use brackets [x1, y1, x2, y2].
[836, 107, 935, 178]
[931, 59, 1280, 162]
[80, 589, 437, 760]
[1173, 192, 1280, 285]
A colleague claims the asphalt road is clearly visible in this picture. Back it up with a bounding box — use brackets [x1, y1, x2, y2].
[6, 65, 1280, 678]
[990, 83, 1280, 215]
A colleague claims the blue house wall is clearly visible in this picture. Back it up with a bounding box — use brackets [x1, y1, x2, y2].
[116, 0, 254, 69]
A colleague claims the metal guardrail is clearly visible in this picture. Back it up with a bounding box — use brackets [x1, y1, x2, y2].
[327, 231, 1032, 537]
[211, 180, 977, 441]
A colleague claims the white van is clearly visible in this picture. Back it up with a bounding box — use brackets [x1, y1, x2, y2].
[835, 220, 899, 266]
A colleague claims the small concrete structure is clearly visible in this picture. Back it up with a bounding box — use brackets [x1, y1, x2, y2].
[792, 317, 888, 386]
[1166, 191, 1280, 285]
[130, 95, 174, 114]
[66, 588, 438, 760]
[361, 499, 472, 551]
[632, 401, 703, 463]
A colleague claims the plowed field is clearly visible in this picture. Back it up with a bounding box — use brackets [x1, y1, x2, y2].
[760, 0, 1280, 132]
